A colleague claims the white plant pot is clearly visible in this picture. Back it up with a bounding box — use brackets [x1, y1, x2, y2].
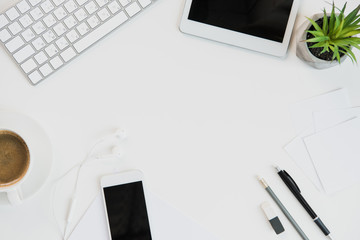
[296, 13, 348, 69]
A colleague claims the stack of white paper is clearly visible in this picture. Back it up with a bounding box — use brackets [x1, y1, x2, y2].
[285, 88, 360, 194]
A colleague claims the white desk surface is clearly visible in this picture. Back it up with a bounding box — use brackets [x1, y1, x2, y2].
[1, 0, 360, 239]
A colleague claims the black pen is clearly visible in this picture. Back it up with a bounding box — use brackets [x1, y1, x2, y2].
[275, 166, 333, 240]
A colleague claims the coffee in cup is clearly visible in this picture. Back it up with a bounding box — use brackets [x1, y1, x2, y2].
[0, 130, 30, 191]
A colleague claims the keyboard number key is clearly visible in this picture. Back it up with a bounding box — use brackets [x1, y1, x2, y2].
[21, 58, 37, 73]
[107, 1, 121, 14]
[28, 0, 42, 7]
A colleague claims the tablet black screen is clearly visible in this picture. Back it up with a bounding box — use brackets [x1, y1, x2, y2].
[188, 0, 294, 43]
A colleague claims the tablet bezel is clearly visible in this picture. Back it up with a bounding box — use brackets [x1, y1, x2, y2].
[179, 0, 300, 57]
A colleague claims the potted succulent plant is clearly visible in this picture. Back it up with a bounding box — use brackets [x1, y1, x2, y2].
[296, 2, 360, 69]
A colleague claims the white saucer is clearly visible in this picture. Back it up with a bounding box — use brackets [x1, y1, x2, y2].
[0, 111, 53, 205]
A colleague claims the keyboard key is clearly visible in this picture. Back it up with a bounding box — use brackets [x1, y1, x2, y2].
[32, 21, 46, 34]
[17, 1, 31, 14]
[28, 70, 43, 84]
[13, 45, 35, 63]
[32, 37, 46, 50]
[30, 7, 44, 20]
[8, 22, 23, 35]
[0, 29, 11, 42]
[85, 1, 98, 15]
[66, 29, 80, 42]
[19, 14, 33, 28]
[95, 0, 108, 8]
[119, 0, 131, 7]
[34, 51, 48, 64]
[64, 0, 78, 13]
[41, 0, 55, 13]
[6, 7, 20, 21]
[138, 0, 151, 8]
[5, 36, 25, 52]
[97, 8, 110, 21]
[53, 23, 67, 36]
[39, 63, 53, 76]
[60, 47, 76, 62]
[21, 58, 37, 73]
[43, 30, 57, 43]
[76, 0, 88, 6]
[64, 16, 77, 29]
[45, 44, 59, 57]
[107, 1, 121, 14]
[74, 9, 88, 21]
[53, 7, 67, 20]
[28, 0, 42, 7]
[125, 2, 141, 17]
[74, 11, 128, 53]
[53, 0, 66, 6]
[87, 15, 100, 28]
[77, 22, 90, 35]
[0, 15, 9, 29]
[43, 14, 57, 27]
[50, 56, 63, 69]
[56, 36, 69, 50]
[22, 28, 36, 42]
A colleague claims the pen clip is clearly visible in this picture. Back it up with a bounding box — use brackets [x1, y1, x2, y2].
[284, 170, 301, 193]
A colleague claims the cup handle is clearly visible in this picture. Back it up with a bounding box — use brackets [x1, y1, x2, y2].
[7, 187, 23, 205]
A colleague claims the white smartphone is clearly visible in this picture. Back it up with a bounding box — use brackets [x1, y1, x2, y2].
[100, 170, 154, 240]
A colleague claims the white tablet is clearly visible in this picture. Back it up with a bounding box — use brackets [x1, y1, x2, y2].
[180, 0, 300, 57]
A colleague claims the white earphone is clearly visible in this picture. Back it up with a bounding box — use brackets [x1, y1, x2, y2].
[63, 128, 127, 239]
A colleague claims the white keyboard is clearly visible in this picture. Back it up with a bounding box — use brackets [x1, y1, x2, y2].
[0, 0, 154, 85]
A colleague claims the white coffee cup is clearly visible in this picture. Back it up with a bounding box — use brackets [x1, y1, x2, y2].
[0, 129, 32, 205]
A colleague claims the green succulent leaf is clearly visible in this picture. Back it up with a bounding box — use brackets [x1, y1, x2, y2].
[305, 2, 360, 64]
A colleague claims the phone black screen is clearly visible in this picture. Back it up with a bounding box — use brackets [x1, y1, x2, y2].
[187, 0, 294, 42]
[103, 181, 152, 240]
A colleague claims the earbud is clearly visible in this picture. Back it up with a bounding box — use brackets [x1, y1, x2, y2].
[96, 145, 123, 160]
